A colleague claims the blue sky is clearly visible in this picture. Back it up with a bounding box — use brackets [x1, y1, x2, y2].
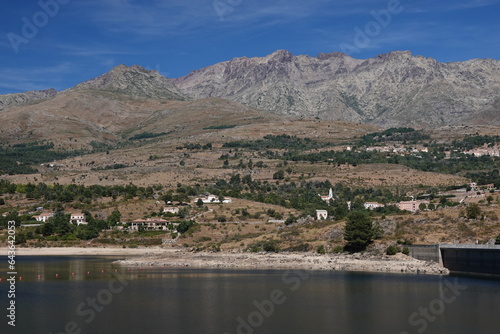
[1, 0, 499, 94]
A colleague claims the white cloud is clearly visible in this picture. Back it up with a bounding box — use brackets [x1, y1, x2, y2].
[74, 0, 386, 38]
[405, 0, 500, 13]
[0, 63, 73, 92]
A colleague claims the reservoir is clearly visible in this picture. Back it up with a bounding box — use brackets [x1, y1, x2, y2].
[0, 256, 499, 334]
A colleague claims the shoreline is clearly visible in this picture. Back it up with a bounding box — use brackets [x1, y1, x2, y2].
[1, 247, 449, 275]
[116, 249, 449, 276]
[0, 246, 166, 257]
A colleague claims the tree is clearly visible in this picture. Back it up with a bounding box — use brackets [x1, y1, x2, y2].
[419, 203, 427, 211]
[107, 209, 121, 226]
[176, 220, 196, 234]
[496, 234, 500, 245]
[344, 211, 374, 253]
[466, 203, 482, 219]
[273, 170, 285, 180]
[486, 195, 494, 204]
[196, 198, 204, 207]
[40, 222, 55, 236]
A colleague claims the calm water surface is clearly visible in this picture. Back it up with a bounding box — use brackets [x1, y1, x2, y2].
[1, 256, 499, 334]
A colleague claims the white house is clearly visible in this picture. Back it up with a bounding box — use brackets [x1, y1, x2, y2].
[319, 188, 334, 202]
[33, 212, 54, 222]
[364, 202, 385, 210]
[195, 194, 232, 204]
[70, 213, 87, 225]
[163, 207, 180, 214]
[316, 210, 328, 220]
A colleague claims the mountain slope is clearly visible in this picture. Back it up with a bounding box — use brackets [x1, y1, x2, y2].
[173, 50, 500, 127]
[0, 90, 273, 148]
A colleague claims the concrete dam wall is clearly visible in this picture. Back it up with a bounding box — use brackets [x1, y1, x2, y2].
[440, 245, 500, 278]
[408, 244, 500, 278]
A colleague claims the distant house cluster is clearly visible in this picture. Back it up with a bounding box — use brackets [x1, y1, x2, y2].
[365, 145, 428, 154]
[130, 218, 177, 231]
[194, 194, 232, 204]
[33, 212, 88, 225]
[364, 202, 385, 210]
[464, 145, 500, 158]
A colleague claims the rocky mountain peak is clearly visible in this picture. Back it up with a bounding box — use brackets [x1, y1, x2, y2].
[317, 52, 350, 60]
[267, 49, 294, 62]
[376, 50, 413, 60]
[68, 64, 185, 101]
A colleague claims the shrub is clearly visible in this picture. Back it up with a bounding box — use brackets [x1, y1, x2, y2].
[316, 245, 326, 254]
[331, 245, 344, 254]
[402, 246, 410, 256]
[386, 245, 398, 255]
[263, 240, 279, 253]
[284, 243, 310, 252]
[285, 215, 297, 226]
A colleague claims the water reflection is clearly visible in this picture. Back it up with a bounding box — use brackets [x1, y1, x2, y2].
[0, 257, 499, 334]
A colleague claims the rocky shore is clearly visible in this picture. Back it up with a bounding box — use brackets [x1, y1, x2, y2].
[115, 250, 449, 276]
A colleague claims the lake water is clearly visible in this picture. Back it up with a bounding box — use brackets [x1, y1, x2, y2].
[1, 256, 499, 334]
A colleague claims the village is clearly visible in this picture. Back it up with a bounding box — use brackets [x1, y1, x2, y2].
[12, 180, 496, 237]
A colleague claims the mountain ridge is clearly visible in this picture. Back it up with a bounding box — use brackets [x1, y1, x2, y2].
[173, 50, 500, 127]
[1, 50, 499, 129]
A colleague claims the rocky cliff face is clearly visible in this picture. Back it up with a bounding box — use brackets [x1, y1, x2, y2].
[173, 50, 500, 127]
[68, 64, 186, 101]
[0, 88, 57, 111]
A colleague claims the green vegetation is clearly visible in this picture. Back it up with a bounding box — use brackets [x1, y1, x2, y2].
[223, 134, 328, 151]
[0, 180, 159, 205]
[452, 135, 500, 151]
[402, 246, 410, 256]
[247, 239, 280, 253]
[129, 132, 170, 140]
[91, 163, 129, 171]
[466, 170, 500, 188]
[386, 245, 398, 255]
[344, 211, 375, 253]
[466, 203, 482, 219]
[0, 142, 82, 175]
[176, 220, 197, 234]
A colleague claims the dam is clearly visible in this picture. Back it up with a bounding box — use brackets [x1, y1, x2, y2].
[408, 244, 500, 278]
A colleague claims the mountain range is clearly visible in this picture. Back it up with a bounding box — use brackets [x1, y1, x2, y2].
[1, 50, 499, 145]
[174, 50, 500, 127]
